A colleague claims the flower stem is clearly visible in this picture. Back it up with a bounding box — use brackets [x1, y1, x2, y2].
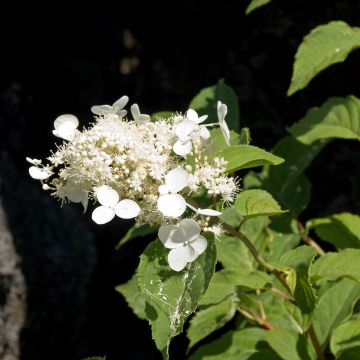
[308, 325, 326, 360]
[298, 222, 325, 256]
[223, 224, 292, 294]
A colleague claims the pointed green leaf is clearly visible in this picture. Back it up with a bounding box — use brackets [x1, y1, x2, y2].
[219, 206, 243, 227]
[330, 317, 360, 359]
[309, 249, 360, 282]
[189, 81, 240, 132]
[266, 329, 314, 360]
[235, 189, 287, 218]
[116, 224, 157, 249]
[137, 239, 216, 358]
[289, 96, 360, 144]
[312, 278, 360, 347]
[308, 213, 360, 250]
[288, 21, 360, 95]
[187, 296, 238, 350]
[222, 145, 284, 172]
[189, 327, 281, 360]
[115, 274, 146, 320]
[246, 0, 272, 14]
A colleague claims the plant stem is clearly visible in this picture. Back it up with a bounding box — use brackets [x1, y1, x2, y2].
[270, 287, 295, 303]
[298, 222, 325, 256]
[223, 224, 292, 294]
[308, 325, 326, 360]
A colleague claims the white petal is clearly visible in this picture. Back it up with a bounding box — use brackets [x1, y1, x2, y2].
[26, 157, 42, 165]
[158, 225, 184, 249]
[114, 199, 141, 219]
[173, 140, 193, 156]
[113, 95, 129, 110]
[197, 208, 222, 216]
[29, 166, 52, 180]
[53, 121, 77, 141]
[197, 114, 208, 124]
[91, 206, 115, 224]
[165, 168, 188, 192]
[220, 121, 230, 146]
[178, 218, 201, 238]
[130, 103, 140, 119]
[168, 246, 195, 271]
[118, 109, 127, 118]
[157, 194, 187, 218]
[186, 109, 199, 122]
[91, 105, 112, 115]
[199, 126, 210, 139]
[54, 114, 79, 130]
[158, 184, 170, 195]
[190, 236, 207, 257]
[175, 119, 196, 140]
[95, 185, 119, 208]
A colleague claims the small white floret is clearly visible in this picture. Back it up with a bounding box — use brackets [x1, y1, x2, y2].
[53, 114, 79, 141]
[217, 101, 230, 145]
[28, 166, 52, 180]
[131, 104, 150, 124]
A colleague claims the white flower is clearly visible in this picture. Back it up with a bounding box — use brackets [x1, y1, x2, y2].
[131, 104, 150, 124]
[91, 95, 129, 118]
[158, 219, 207, 271]
[186, 109, 208, 124]
[26, 157, 42, 165]
[217, 101, 230, 145]
[196, 208, 222, 216]
[157, 168, 188, 218]
[173, 109, 210, 156]
[52, 114, 79, 141]
[28, 166, 53, 180]
[92, 185, 141, 224]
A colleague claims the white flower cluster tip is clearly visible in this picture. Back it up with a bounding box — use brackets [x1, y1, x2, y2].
[27, 96, 238, 270]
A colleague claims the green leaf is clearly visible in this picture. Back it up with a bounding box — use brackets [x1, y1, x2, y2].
[189, 327, 281, 360]
[278, 246, 318, 329]
[246, 0, 272, 14]
[266, 329, 314, 360]
[312, 278, 360, 347]
[189, 80, 240, 132]
[239, 127, 251, 145]
[288, 21, 360, 95]
[267, 230, 301, 263]
[115, 274, 146, 320]
[207, 128, 242, 157]
[309, 249, 360, 282]
[330, 317, 360, 359]
[244, 136, 325, 216]
[219, 206, 243, 227]
[187, 296, 238, 349]
[289, 96, 360, 144]
[235, 189, 287, 218]
[308, 213, 360, 250]
[116, 224, 158, 249]
[151, 111, 174, 120]
[137, 239, 216, 359]
[222, 145, 284, 172]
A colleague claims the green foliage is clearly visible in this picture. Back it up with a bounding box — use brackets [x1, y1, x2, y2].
[234, 189, 287, 218]
[222, 145, 284, 172]
[330, 317, 360, 359]
[311, 279, 360, 347]
[189, 327, 281, 360]
[289, 96, 360, 144]
[187, 295, 238, 350]
[265, 329, 314, 360]
[115, 274, 146, 320]
[309, 249, 360, 282]
[137, 239, 217, 359]
[307, 213, 360, 250]
[288, 21, 360, 95]
[189, 80, 240, 132]
[116, 224, 157, 249]
[246, 0, 272, 15]
[151, 111, 175, 121]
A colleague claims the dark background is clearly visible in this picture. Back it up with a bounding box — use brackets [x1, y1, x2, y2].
[1, 0, 360, 359]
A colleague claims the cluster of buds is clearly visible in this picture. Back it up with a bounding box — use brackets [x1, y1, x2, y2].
[27, 96, 239, 270]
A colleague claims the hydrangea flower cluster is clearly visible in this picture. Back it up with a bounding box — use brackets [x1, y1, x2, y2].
[27, 96, 239, 270]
